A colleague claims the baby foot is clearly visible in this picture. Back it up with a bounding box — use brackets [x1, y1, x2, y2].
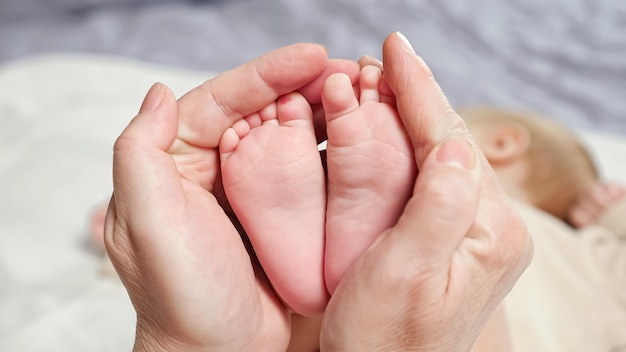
[323, 65, 416, 294]
[219, 92, 328, 316]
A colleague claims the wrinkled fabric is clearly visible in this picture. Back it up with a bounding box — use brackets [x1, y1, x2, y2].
[0, 0, 624, 133]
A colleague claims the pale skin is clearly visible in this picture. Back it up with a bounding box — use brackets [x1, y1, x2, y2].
[219, 92, 328, 316]
[106, 44, 360, 351]
[91, 53, 515, 350]
[323, 65, 416, 294]
[287, 304, 514, 352]
[288, 51, 515, 352]
[318, 34, 533, 350]
[216, 99, 612, 321]
[104, 32, 532, 351]
[218, 63, 416, 314]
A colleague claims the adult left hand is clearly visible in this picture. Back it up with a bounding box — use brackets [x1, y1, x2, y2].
[105, 44, 358, 351]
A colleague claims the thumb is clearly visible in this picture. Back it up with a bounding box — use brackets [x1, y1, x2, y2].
[391, 136, 481, 268]
[124, 82, 178, 152]
[382, 31, 468, 167]
[110, 83, 183, 237]
[381, 31, 483, 266]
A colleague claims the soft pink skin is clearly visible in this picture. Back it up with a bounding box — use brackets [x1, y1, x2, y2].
[323, 65, 416, 294]
[219, 92, 328, 316]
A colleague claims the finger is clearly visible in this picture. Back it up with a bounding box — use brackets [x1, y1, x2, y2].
[110, 83, 186, 245]
[357, 57, 389, 103]
[108, 83, 254, 298]
[383, 31, 532, 276]
[106, 83, 187, 286]
[357, 55, 383, 70]
[391, 137, 481, 267]
[382, 32, 467, 166]
[176, 43, 331, 149]
[108, 84, 195, 280]
[107, 84, 284, 347]
[382, 31, 480, 264]
[300, 58, 360, 104]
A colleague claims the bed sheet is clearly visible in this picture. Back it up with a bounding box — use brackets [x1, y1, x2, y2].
[0, 54, 208, 351]
[0, 54, 625, 351]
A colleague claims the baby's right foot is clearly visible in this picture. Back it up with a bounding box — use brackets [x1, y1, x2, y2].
[323, 66, 416, 293]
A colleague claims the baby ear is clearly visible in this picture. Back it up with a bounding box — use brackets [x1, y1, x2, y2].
[479, 122, 530, 164]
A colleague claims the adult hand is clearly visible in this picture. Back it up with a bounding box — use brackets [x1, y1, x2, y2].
[320, 32, 533, 351]
[104, 44, 358, 351]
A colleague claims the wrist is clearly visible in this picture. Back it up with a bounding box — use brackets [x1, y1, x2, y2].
[133, 318, 283, 352]
[133, 319, 211, 352]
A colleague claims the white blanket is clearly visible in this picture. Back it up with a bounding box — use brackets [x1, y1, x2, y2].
[1, 55, 625, 351]
[0, 55, 209, 351]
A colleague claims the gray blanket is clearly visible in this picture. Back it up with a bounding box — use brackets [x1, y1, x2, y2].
[1, 0, 624, 133]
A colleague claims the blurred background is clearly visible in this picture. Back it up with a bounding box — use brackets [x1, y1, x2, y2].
[1, 0, 624, 133]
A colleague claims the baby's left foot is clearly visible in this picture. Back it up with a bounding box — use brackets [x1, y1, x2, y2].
[220, 92, 328, 315]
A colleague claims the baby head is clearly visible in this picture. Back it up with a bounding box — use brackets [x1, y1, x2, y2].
[458, 106, 598, 221]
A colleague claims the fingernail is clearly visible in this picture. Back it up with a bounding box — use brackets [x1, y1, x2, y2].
[395, 31, 415, 54]
[139, 83, 165, 113]
[362, 54, 378, 62]
[436, 137, 476, 170]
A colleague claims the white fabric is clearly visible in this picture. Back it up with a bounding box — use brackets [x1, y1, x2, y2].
[0, 55, 625, 351]
[0, 55, 211, 351]
[507, 201, 626, 351]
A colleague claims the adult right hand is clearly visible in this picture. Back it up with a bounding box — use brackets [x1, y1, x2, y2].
[320, 32, 533, 352]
